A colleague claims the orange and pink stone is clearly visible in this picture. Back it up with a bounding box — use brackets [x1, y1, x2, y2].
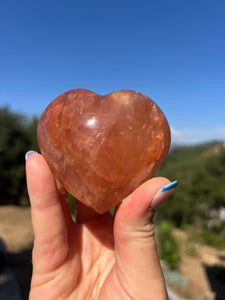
[37, 89, 171, 213]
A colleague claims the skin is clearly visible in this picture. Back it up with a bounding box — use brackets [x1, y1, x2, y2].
[26, 153, 172, 300]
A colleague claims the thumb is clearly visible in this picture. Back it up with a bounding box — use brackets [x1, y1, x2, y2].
[114, 177, 178, 298]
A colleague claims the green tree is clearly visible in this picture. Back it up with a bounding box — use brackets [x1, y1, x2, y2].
[0, 106, 39, 205]
[27, 116, 40, 152]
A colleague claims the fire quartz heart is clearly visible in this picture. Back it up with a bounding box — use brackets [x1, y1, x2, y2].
[37, 89, 171, 213]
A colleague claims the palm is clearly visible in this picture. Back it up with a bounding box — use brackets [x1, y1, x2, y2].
[30, 211, 128, 299]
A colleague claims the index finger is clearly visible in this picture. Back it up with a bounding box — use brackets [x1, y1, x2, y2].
[26, 152, 70, 273]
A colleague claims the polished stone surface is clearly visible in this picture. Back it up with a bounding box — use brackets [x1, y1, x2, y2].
[38, 89, 171, 213]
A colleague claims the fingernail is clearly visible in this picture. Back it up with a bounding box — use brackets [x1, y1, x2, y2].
[151, 181, 178, 210]
[122, 197, 128, 203]
[25, 150, 38, 161]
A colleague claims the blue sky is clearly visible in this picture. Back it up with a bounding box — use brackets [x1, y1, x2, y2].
[1, 0, 225, 145]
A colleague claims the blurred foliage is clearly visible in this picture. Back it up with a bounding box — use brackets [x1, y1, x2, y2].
[199, 228, 225, 250]
[155, 141, 225, 257]
[188, 224, 225, 250]
[157, 220, 181, 269]
[155, 142, 225, 227]
[0, 106, 39, 205]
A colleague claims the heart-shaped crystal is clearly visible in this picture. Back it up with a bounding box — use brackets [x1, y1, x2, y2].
[37, 89, 171, 213]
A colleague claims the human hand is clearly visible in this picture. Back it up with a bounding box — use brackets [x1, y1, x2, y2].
[26, 151, 177, 300]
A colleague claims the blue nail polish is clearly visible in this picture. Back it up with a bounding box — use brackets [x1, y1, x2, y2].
[161, 181, 178, 192]
[151, 180, 178, 210]
[25, 150, 38, 161]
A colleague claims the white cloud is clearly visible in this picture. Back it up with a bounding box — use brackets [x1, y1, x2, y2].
[170, 126, 225, 145]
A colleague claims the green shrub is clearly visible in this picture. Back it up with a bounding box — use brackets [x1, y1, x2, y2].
[199, 228, 225, 250]
[157, 221, 181, 269]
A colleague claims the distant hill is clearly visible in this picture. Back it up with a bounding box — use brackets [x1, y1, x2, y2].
[155, 141, 225, 227]
[170, 140, 225, 152]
